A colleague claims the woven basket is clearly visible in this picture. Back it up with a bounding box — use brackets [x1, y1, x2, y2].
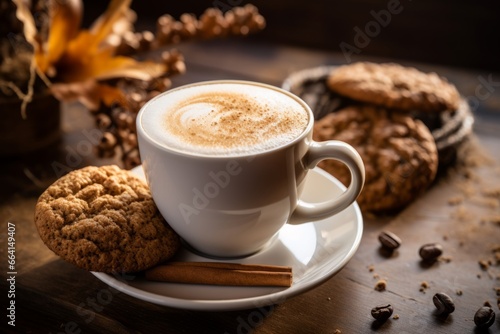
[282, 66, 474, 169]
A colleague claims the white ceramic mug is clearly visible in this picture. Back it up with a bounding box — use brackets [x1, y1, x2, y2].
[137, 80, 365, 257]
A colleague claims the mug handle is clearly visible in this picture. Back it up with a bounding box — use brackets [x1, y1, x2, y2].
[293, 140, 365, 219]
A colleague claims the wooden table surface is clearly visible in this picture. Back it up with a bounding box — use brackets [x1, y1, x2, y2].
[1, 40, 500, 334]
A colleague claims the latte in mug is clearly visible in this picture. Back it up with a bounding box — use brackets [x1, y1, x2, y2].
[141, 82, 309, 156]
[137, 80, 364, 257]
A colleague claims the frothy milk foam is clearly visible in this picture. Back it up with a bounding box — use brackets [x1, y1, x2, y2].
[141, 82, 309, 155]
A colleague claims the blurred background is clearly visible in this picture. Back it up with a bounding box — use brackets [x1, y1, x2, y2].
[84, 0, 500, 71]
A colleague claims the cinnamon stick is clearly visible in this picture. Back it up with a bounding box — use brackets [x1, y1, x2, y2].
[145, 262, 293, 287]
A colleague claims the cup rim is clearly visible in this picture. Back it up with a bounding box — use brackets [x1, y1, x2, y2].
[137, 80, 314, 159]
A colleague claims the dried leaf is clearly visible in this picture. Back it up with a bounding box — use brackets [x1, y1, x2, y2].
[91, 58, 167, 81]
[50, 80, 128, 111]
[39, 0, 83, 72]
[89, 0, 132, 51]
[58, 46, 166, 82]
[12, 0, 38, 47]
[50, 80, 101, 110]
[109, 8, 137, 37]
[98, 84, 127, 107]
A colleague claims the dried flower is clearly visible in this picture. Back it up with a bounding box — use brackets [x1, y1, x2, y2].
[13, 0, 166, 111]
[11, 0, 265, 168]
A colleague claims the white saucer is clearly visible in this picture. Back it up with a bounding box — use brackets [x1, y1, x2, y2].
[92, 166, 363, 311]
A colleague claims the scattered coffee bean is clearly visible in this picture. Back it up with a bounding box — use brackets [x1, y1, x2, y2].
[433, 292, 455, 315]
[419, 281, 430, 293]
[484, 300, 492, 308]
[378, 231, 402, 250]
[371, 304, 393, 322]
[439, 256, 452, 263]
[474, 306, 495, 329]
[479, 259, 489, 270]
[374, 279, 387, 291]
[419, 243, 443, 262]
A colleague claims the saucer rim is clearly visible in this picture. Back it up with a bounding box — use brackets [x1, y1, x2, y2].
[92, 167, 363, 311]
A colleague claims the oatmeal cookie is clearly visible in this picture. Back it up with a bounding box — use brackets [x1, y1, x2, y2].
[326, 62, 460, 112]
[313, 105, 438, 213]
[34, 165, 180, 273]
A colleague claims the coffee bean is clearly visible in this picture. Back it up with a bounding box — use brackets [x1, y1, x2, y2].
[474, 306, 495, 329]
[374, 279, 387, 291]
[419, 243, 443, 262]
[433, 293, 455, 315]
[378, 231, 401, 250]
[371, 304, 394, 322]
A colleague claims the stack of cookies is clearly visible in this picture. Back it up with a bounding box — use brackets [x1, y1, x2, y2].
[283, 62, 473, 214]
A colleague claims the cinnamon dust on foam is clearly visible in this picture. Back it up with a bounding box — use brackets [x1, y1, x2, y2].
[165, 91, 308, 154]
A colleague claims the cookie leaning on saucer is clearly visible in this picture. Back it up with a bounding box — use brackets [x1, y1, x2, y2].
[313, 105, 438, 213]
[326, 62, 460, 112]
[34, 165, 180, 273]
